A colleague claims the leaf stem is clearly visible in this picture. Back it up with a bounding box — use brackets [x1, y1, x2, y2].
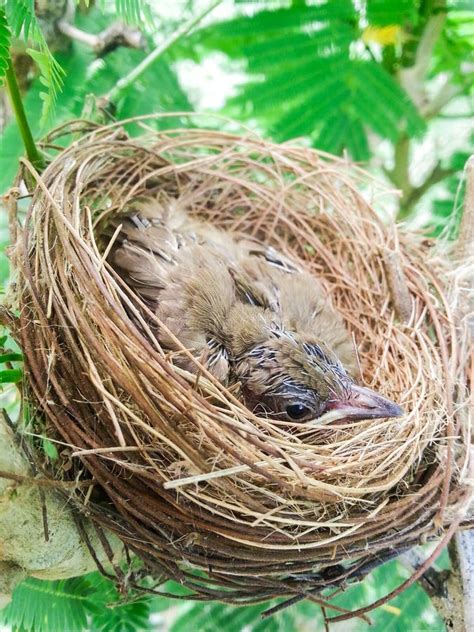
[4, 57, 45, 170]
[105, 0, 223, 103]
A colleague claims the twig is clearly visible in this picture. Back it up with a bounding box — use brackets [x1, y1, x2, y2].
[163, 458, 286, 489]
[398, 11, 447, 114]
[0, 306, 17, 329]
[382, 249, 412, 323]
[105, 0, 223, 103]
[57, 19, 145, 55]
[0, 469, 92, 489]
[397, 162, 456, 220]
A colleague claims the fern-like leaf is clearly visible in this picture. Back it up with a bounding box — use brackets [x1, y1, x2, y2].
[191, 1, 428, 160]
[194, 2, 355, 60]
[367, 0, 418, 26]
[26, 48, 65, 123]
[90, 599, 152, 632]
[4, 0, 65, 124]
[0, 8, 10, 85]
[344, 118, 371, 161]
[96, 0, 155, 27]
[200, 2, 355, 40]
[241, 23, 355, 69]
[231, 53, 348, 115]
[316, 113, 351, 156]
[1, 577, 94, 632]
[272, 78, 351, 139]
[0, 573, 156, 632]
[86, 572, 153, 632]
[257, 54, 425, 158]
[169, 598, 326, 632]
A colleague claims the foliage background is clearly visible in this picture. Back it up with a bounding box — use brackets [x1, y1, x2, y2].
[0, 0, 472, 630]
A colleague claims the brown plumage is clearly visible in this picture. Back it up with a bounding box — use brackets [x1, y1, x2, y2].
[109, 196, 403, 424]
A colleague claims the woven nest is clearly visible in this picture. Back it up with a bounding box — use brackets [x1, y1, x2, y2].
[7, 119, 472, 617]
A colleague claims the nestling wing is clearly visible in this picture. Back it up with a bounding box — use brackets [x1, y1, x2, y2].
[108, 198, 356, 377]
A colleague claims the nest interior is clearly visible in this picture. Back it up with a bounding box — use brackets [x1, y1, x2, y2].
[9, 120, 472, 609]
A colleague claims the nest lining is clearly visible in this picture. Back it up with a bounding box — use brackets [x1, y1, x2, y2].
[8, 119, 472, 612]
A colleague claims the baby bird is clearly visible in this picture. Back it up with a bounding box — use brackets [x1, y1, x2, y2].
[109, 198, 403, 424]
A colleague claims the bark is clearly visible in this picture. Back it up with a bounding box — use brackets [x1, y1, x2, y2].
[398, 12, 447, 116]
[400, 537, 473, 632]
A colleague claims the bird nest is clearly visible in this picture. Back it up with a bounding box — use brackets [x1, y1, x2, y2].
[6, 118, 472, 620]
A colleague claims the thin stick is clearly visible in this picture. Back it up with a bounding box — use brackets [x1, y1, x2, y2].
[105, 0, 223, 103]
[163, 458, 286, 489]
[0, 469, 92, 489]
[99, 223, 122, 270]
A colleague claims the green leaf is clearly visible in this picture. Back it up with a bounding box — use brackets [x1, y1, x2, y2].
[315, 113, 370, 161]
[96, 0, 155, 27]
[199, 2, 356, 40]
[191, 1, 427, 161]
[0, 368, 22, 383]
[26, 48, 65, 124]
[80, 26, 192, 133]
[90, 599, 152, 632]
[367, 0, 418, 26]
[271, 75, 351, 139]
[316, 112, 349, 154]
[4, 0, 65, 124]
[0, 573, 159, 632]
[1, 577, 94, 632]
[344, 118, 370, 161]
[42, 438, 59, 461]
[265, 55, 423, 158]
[86, 573, 153, 632]
[0, 8, 11, 85]
[5, 0, 37, 41]
[0, 352, 23, 363]
[355, 61, 425, 136]
[232, 53, 349, 115]
[350, 81, 400, 141]
[193, 1, 356, 61]
[242, 24, 354, 71]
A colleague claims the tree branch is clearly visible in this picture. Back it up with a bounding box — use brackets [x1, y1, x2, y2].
[399, 489, 474, 632]
[385, 136, 412, 197]
[57, 19, 145, 55]
[384, 135, 455, 222]
[398, 10, 447, 116]
[400, 543, 467, 631]
[397, 162, 456, 221]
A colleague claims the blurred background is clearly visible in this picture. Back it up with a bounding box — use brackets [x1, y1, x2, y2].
[0, 0, 472, 630]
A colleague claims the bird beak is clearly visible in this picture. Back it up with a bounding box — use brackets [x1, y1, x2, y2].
[327, 384, 404, 421]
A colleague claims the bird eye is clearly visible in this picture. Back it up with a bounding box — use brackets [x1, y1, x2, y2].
[285, 403, 311, 421]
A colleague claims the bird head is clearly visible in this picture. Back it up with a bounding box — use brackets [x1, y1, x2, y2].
[231, 326, 403, 424]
